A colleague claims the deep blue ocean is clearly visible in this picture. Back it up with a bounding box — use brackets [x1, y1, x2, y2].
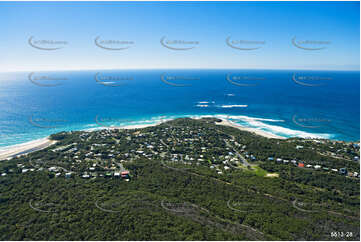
[0, 69, 359, 148]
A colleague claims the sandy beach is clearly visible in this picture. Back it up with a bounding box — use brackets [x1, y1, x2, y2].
[0, 137, 57, 161]
[0, 117, 284, 161]
[120, 117, 286, 139]
[216, 118, 286, 139]
[120, 118, 286, 140]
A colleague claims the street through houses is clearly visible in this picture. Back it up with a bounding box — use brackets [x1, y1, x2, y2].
[224, 140, 251, 167]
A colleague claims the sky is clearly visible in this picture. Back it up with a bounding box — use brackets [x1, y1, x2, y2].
[0, 1, 359, 72]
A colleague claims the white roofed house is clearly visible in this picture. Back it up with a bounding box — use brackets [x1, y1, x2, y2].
[82, 174, 90, 179]
[48, 167, 58, 172]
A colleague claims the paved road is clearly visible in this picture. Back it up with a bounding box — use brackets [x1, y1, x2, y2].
[224, 140, 251, 167]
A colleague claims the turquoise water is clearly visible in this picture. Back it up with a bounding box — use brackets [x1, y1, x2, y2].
[0, 69, 359, 148]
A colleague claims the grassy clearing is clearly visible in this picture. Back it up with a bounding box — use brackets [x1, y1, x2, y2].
[242, 163, 278, 178]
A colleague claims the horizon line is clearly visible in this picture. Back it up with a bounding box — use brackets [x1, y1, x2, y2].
[0, 67, 360, 73]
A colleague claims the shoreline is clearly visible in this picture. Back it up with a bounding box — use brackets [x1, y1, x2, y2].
[0, 137, 57, 161]
[215, 118, 286, 139]
[117, 117, 286, 140]
[0, 115, 350, 161]
[0, 123, 161, 161]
